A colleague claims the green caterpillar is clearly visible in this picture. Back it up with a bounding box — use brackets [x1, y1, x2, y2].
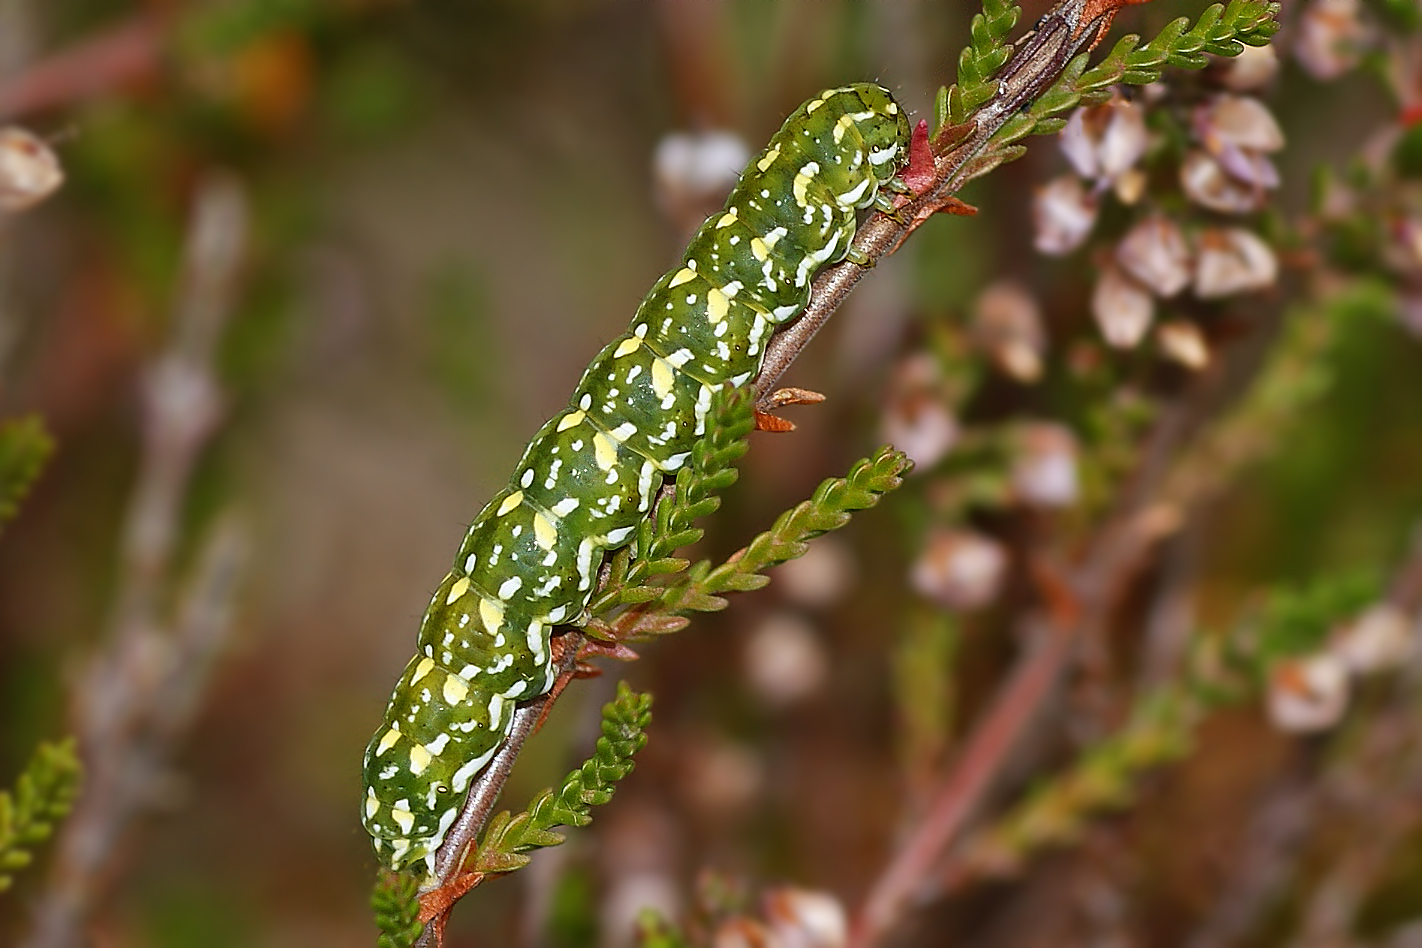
[362, 83, 911, 876]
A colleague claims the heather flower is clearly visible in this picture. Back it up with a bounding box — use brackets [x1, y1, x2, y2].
[1010, 423, 1080, 509]
[1193, 226, 1278, 299]
[972, 281, 1047, 382]
[1116, 215, 1193, 297]
[1294, 0, 1370, 81]
[911, 529, 1007, 612]
[1091, 263, 1155, 348]
[0, 127, 63, 213]
[1033, 174, 1099, 255]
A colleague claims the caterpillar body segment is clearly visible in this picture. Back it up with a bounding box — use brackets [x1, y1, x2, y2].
[362, 83, 911, 876]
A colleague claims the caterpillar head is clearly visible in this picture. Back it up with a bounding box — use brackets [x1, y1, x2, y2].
[851, 84, 913, 186]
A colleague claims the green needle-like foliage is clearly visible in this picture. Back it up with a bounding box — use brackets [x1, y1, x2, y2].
[371, 872, 423, 948]
[936, 0, 1281, 187]
[586, 387, 754, 624]
[0, 738, 81, 893]
[657, 446, 912, 619]
[937, 0, 1022, 132]
[0, 415, 54, 538]
[469, 682, 652, 875]
[990, 1, 1281, 151]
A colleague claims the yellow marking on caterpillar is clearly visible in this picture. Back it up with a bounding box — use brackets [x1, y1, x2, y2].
[390, 805, 415, 834]
[706, 286, 729, 324]
[533, 511, 557, 550]
[497, 492, 523, 515]
[365, 791, 379, 820]
[410, 657, 436, 684]
[408, 744, 432, 775]
[716, 210, 738, 228]
[669, 267, 697, 288]
[806, 96, 826, 113]
[793, 163, 819, 207]
[557, 410, 585, 432]
[593, 431, 618, 471]
[756, 143, 781, 173]
[377, 727, 401, 756]
[750, 237, 770, 262]
[834, 113, 855, 144]
[446, 577, 470, 605]
[479, 597, 504, 632]
[442, 674, 468, 704]
[614, 335, 641, 357]
[651, 358, 675, 397]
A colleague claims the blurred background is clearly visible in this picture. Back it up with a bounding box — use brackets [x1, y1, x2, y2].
[1, 1, 1420, 946]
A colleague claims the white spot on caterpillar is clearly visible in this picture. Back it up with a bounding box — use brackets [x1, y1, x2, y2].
[488, 693, 505, 730]
[526, 619, 546, 664]
[502, 678, 528, 699]
[605, 525, 635, 545]
[520, 468, 535, 488]
[497, 576, 522, 598]
[463, 553, 477, 573]
[551, 497, 579, 516]
[611, 421, 637, 441]
[427, 733, 451, 755]
[452, 743, 500, 792]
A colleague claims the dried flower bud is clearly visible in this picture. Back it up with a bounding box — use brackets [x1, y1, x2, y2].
[715, 918, 782, 948]
[743, 612, 830, 707]
[1192, 95, 1283, 198]
[654, 130, 751, 229]
[1059, 96, 1149, 187]
[1091, 264, 1154, 348]
[1401, 291, 1422, 340]
[1156, 319, 1210, 369]
[1295, 0, 1369, 82]
[1180, 149, 1266, 214]
[0, 127, 63, 212]
[1033, 174, 1099, 255]
[1196, 94, 1285, 156]
[1011, 422, 1079, 509]
[911, 529, 1007, 612]
[1268, 653, 1350, 733]
[773, 537, 856, 609]
[681, 738, 762, 817]
[1331, 604, 1416, 674]
[972, 281, 1047, 382]
[1215, 43, 1280, 92]
[764, 888, 847, 948]
[881, 353, 958, 470]
[1116, 215, 1192, 297]
[1193, 226, 1278, 299]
